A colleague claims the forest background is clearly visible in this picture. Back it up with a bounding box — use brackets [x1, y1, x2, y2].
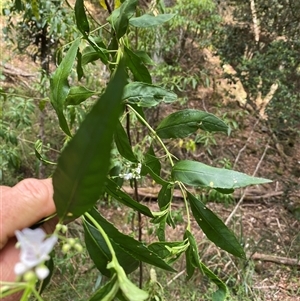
[0, 0, 300, 300]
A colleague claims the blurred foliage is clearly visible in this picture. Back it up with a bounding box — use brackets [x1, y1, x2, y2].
[215, 0, 300, 135]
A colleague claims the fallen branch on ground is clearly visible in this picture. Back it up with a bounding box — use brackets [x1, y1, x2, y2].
[250, 252, 300, 267]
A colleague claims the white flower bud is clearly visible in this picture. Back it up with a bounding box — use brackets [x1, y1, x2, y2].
[35, 266, 49, 280]
[14, 262, 27, 276]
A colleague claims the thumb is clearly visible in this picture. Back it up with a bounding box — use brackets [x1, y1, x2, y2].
[0, 178, 56, 250]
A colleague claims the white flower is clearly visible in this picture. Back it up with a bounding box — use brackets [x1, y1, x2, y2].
[14, 228, 57, 280]
[123, 173, 133, 180]
[119, 163, 142, 180]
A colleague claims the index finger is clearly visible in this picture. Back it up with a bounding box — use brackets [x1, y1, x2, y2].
[0, 178, 56, 249]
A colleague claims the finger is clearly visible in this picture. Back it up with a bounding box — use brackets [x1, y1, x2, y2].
[0, 178, 56, 249]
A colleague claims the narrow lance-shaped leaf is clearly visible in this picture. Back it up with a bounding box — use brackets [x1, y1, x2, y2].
[75, 0, 90, 36]
[124, 46, 152, 84]
[50, 39, 81, 136]
[123, 82, 177, 107]
[53, 62, 127, 221]
[65, 86, 96, 106]
[129, 13, 176, 28]
[89, 275, 119, 301]
[76, 50, 84, 80]
[114, 120, 137, 162]
[109, 0, 137, 39]
[185, 230, 228, 301]
[172, 160, 272, 190]
[156, 109, 228, 139]
[83, 218, 139, 277]
[86, 208, 176, 272]
[105, 178, 153, 217]
[187, 192, 245, 258]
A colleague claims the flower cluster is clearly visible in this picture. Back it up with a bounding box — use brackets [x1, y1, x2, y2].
[14, 228, 57, 280]
[119, 163, 142, 180]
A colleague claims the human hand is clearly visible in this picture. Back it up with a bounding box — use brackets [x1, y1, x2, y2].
[0, 178, 56, 300]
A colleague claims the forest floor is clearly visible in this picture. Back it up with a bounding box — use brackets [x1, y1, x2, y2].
[1, 12, 300, 301]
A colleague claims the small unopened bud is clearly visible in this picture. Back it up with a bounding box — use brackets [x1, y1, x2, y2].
[74, 243, 83, 253]
[61, 225, 68, 233]
[62, 244, 71, 253]
[23, 271, 36, 282]
[67, 238, 76, 246]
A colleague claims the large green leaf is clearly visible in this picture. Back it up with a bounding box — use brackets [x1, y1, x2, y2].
[87, 208, 176, 272]
[187, 192, 245, 258]
[109, 0, 137, 39]
[124, 47, 152, 84]
[75, 0, 89, 36]
[172, 160, 272, 190]
[52, 63, 127, 220]
[50, 39, 80, 136]
[114, 120, 137, 162]
[185, 230, 227, 301]
[105, 178, 153, 217]
[65, 86, 95, 106]
[123, 82, 177, 107]
[89, 275, 119, 301]
[156, 109, 228, 139]
[84, 218, 139, 277]
[129, 14, 175, 28]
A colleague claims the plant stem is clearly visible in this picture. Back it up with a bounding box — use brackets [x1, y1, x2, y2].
[84, 212, 117, 259]
[127, 105, 174, 166]
[178, 183, 191, 231]
[125, 106, 143, 288]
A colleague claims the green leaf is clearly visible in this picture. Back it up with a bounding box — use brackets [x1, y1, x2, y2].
[87, 208, 176, 272]
[76, 50, 84, 81]
[105, 178, 153, 217]
[117, 273, 148, 301]
[187, 192, 245, 258]
[123, 82, 177, 107]
[124, 47, 152, 84]
[172, 160, 272, 190]
[84, 218, 139, 276]
[50, 39, 81, 136]
[134, 51, 155, 65]
[114, 121, 137, 162]
[81, 43, 108, 65]
[34, 139, 56, 165]
[141, 164, 167, 186]
[129, 13, 176, 28]
[185, 230, 227, 301]
[65, 86, 95, 106]
[75, 0, 90, 36]
[89, 275, 119, 301]
[84, 220, 111, 277]
[148, 241, 186, 264]
[52, 62, 127, 221]
[185, 244, 196, 280]
[156, 109, 228, 139]
[109, 0, 138, 39]
[157, 184, 173, 209]
[143, 145, 161, 176]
